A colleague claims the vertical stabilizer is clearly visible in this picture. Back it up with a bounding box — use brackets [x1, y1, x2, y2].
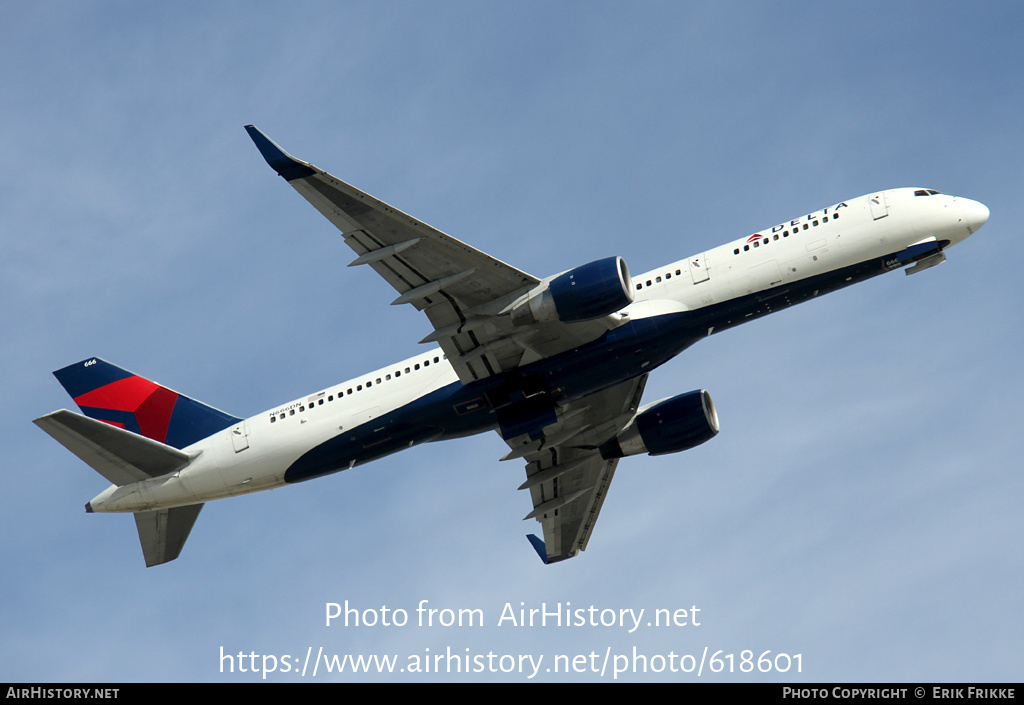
[53, 358, 240, 449]
[40, 358, 233, 567]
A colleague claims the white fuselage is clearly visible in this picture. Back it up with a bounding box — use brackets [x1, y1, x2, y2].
[86, 188, 988, 514]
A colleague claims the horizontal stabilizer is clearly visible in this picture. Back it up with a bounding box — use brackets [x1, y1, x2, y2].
[34, 409, 193, 487]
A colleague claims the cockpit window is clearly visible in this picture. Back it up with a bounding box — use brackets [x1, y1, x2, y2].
[915, 189, 944, 197]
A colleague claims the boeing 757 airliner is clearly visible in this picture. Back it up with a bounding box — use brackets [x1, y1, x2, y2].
[34, 127, 990, 566]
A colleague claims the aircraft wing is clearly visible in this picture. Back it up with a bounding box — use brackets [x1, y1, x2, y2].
[510, 374, 647, 563]
[246, 126, 618, 384]
[246, 126, 546, 383]
[247, 127, 648, 563]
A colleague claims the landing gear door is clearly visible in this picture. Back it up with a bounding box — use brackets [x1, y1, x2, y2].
[869, 192, 889, 220]
[689, 252, 710, 284]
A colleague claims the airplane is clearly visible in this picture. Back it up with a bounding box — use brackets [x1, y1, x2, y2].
[34, 126, 990, 567]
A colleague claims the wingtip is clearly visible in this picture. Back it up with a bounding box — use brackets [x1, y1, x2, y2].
[526, 534, 548, 564]
[244, 125, 316, 181]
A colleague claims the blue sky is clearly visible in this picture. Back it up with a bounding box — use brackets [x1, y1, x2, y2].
[2, 1, 1021, 682]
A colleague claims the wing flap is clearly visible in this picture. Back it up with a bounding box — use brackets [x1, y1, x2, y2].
[511, 375, 648, 563]
[525, 448, 621, 562]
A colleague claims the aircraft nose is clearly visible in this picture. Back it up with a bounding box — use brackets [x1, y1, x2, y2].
[961, 198, 990, 234]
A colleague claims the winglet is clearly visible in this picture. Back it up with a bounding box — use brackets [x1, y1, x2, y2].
[244, 125, 316, 181]
[526, 534, 548, 564]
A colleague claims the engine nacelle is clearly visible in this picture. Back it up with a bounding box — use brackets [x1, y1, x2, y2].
[600, 390, 719, 459]
[511, 256, 633, 326]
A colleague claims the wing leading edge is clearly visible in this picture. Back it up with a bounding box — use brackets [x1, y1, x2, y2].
[245, 125, 545, 384]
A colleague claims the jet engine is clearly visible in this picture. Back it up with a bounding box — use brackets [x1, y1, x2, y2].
[510, 256, 633, 326]
[600, 390, 719, 459]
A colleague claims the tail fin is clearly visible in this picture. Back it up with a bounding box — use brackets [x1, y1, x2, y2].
[39, 358, 228, 567]
[53, 358, 240, 449]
